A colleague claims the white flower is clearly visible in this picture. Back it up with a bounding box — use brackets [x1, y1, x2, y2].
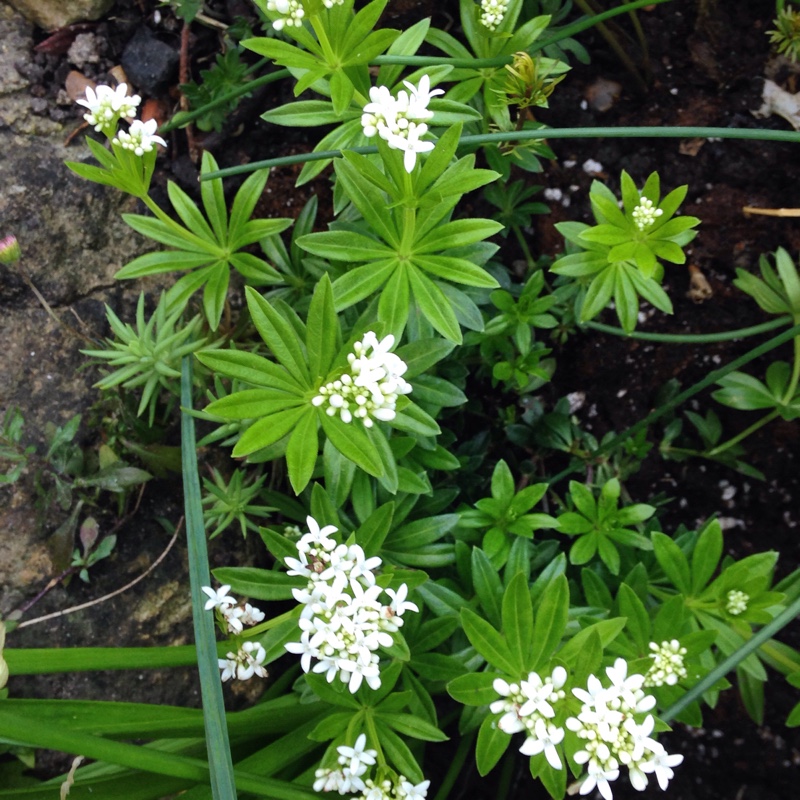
[267, 0, 304, 30]
[519, 718, 565, 769]
[113, 118, 167, 156]
[641, 748, 684, 790]
[337, 734, 378, 773]
[386, 122, 436, 173]
[398, 778, 430, 800]
[218, 642, 267, 681]
[576, 763, 620, 800]
[77, 83, 140, 131]
[479, 0, 509, 32]
[313, 767, 345, 793]
[385, 584, 418, 617]
[202, 584, 236, 611]
[313, 332, 411, 426]
[726, 589, 749, 615]
[631, 197, 663, 230]
[360, 77, 442, 172]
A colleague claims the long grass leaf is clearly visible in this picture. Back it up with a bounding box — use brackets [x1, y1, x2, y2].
[181, 355, 238, 800]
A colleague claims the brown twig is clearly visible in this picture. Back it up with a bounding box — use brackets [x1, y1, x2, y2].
[743, 206, 800, 217]
[16, 518, 183, 629]
[11, 484, 147, 618]
[180, 22, 201, 163]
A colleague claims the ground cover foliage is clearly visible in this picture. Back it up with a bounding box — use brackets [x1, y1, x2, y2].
[2, 1, 800, 799]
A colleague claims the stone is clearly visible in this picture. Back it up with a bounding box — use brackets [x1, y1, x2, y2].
[0, 5, 62, 134]
[3, 0, 114, 31]
[121, 26, 180, 95]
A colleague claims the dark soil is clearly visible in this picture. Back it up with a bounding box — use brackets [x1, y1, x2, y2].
[8, 0, 800, 798]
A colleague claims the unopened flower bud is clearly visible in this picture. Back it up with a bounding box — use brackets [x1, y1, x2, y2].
[0, 235, 21, 265]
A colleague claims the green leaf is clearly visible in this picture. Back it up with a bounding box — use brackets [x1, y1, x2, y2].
[197, 349, 304, 394]
[652, 532, 692, 594]
[233, 406, 310, 457]
[475, 715, 511, 776]
[692, 519, 723, 594]
[502, 572, 534, 674]
[212, 566, 304, 600]
[332, 260, 398, 310]
[472, 547, 504, 629]
[374, 720, 424, 782]
[246, 287, 310, 386]
[379, 263, 411, 340]
[306, 275, 339, 380]
[617, 583, 650, 653]
[408, 267, 462, 342]
[285, 410, 319, 494]
[319, 413, 384, 478]
[355, 502, 395, 556]
[414, 254, 499, 288]
[461, 608, 518, 676]
[531, 574, 569, 669]
[205, 389, 302, 420]
[379, 713, 448, 741]
[261, 100, 342, 126]
[447, 672, 500, 705]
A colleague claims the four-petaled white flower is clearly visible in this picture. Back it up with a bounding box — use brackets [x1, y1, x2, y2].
[641, 748, 684, 790]
[202, 584, 236, 611]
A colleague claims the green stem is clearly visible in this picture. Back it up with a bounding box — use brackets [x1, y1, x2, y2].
[781, 330, 800, 403]
[162, 69, 291, 132]
[573, 0, 647, 91]
[431, 731, 475, 800]
[661, 593, 800, 723]
[706, 409, 780, 457]
[583, 316, 792, 343]
[363, 709, 386, 768]
[512, 225, 536, 270]
[547, 322, 800, 485]
[201, 126, 800, 180]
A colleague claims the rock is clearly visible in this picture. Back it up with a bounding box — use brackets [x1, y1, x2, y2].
[0, 5, 63, 134]
[4, 0, 114, 31]
[66, 31, 100, 68]
[121, 26, 179, 95]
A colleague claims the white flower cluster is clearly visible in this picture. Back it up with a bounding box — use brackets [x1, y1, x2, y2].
[644, 640, 688, 688]
[77, 83, 140, 132]
[284, 516, 418, 693]
[479, 0, 509, 31]
[491, 668, 568, 769]
[361, 76, 443, 171]
[202, 584, 268, 681]
[631, 197, 663, 231]
[219, 641, 268, 681]
[490, 659, 683, 799]
[312, 333, 412, 428]
[566, 659, 682, 798]
[314, 734, 430, 800]
[267, 0, 305, 30]
[726, 589, 749, 615]
[77, 83, 167, 155]
[113, 118, 168, 156]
